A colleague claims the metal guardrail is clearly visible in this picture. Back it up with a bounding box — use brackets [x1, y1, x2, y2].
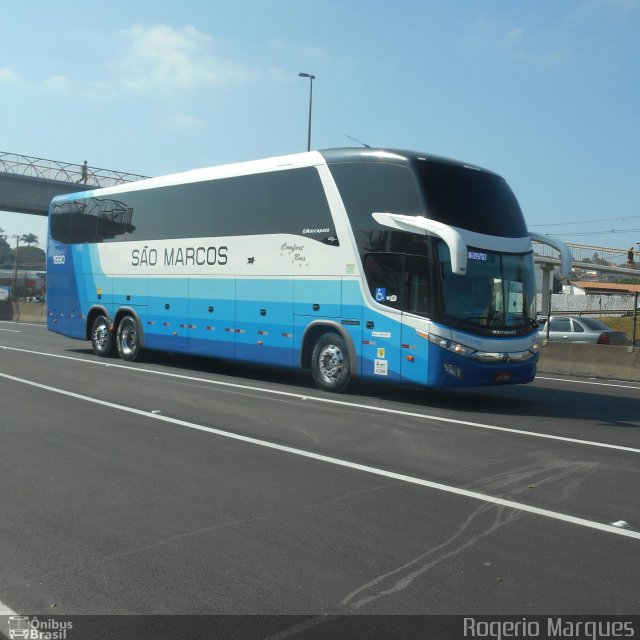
[0, 150, 149, 188]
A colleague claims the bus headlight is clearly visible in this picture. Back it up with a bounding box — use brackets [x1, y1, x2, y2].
[419, 330, 477, 357]
[417, 328, 537, 363]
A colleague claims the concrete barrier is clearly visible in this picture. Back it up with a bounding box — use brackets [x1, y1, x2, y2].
[0, 300, 47, 323]
[537, 341, 640, 382]
[0, 300, 12, 321]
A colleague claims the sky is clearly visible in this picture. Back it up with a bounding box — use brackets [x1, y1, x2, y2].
[1, 0, 639, 250]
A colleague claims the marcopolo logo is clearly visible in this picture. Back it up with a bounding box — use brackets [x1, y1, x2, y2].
[8, 616, 73, 640]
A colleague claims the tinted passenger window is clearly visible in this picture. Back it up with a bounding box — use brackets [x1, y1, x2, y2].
[328, 161, 428, 258]
[95, 199, 135, 241]
[50, 198, 135, 244]
[267, 169, 337, 243]
[329, 161, 424, 231]
[50, 200, 82, 244]
[50, 167, 336, 244]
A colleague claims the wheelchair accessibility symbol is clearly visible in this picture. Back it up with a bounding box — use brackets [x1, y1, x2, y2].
[375, 288, 386, 302]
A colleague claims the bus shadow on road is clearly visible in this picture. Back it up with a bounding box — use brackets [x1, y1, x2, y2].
[362, 378, 640, 431]
[71, 347, 639, 431]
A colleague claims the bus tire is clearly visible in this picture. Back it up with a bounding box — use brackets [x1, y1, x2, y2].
[116, 315, 141, 362]
[311, 332, 351, 393]
[91, 314, 114, 357]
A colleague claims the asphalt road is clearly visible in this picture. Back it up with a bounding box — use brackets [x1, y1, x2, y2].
[1, 320, 639, 623]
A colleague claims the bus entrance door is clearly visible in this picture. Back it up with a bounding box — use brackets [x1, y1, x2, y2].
[362, 310, 402, 382]
[362, 253, 405, 382]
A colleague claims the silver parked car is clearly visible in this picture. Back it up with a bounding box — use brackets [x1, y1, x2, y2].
[538, 316, 628, 345]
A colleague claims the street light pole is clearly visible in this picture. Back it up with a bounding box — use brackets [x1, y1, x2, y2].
[12, 235, 20, 299]
[298, 72, 315, 151]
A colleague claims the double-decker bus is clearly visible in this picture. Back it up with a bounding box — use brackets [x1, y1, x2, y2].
[46, 148, 569, 392]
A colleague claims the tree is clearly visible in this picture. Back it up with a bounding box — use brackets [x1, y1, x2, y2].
[21, 233, 39, 247]
[0, 228, 11, 267]
[14, 244, 46, 270]
[0, 232, 45, 270]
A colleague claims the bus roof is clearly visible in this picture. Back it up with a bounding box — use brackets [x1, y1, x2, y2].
[320, 147, 501, 177]
[51, 147, 501, 205]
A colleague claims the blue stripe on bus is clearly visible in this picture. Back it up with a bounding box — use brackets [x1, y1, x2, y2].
[47, 245, 536, 388]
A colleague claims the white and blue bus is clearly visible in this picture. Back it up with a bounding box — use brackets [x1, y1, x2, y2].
[46, 148, 566, 392]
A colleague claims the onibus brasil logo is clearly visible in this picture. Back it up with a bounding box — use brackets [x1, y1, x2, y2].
[8, 616, 73, 639]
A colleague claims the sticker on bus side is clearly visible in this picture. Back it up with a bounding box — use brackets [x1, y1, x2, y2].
[374, 359, 388, 376]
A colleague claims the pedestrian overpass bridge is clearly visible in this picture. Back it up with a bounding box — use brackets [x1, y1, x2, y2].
[0, 150, 147, 216]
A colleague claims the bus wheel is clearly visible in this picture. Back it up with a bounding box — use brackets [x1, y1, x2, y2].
[91, 315, 114, 357]
[311, 333, 351, 392]
[116, 315, 141, 362]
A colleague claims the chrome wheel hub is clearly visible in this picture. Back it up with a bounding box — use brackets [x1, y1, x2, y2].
[93, 323, 109, 349]
[121, 326, 137, 356]
[318, 344, 344, 382]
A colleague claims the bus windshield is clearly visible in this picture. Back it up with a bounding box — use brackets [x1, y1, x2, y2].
[415, 160, 528, 238]
[438, 242, 536, 335]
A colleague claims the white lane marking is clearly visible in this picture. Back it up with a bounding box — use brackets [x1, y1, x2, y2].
[2, 345, 640, 455]
[536, 375, 640, 390]
[0, 327, 21, 333]
[1, 370, 639, 542]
